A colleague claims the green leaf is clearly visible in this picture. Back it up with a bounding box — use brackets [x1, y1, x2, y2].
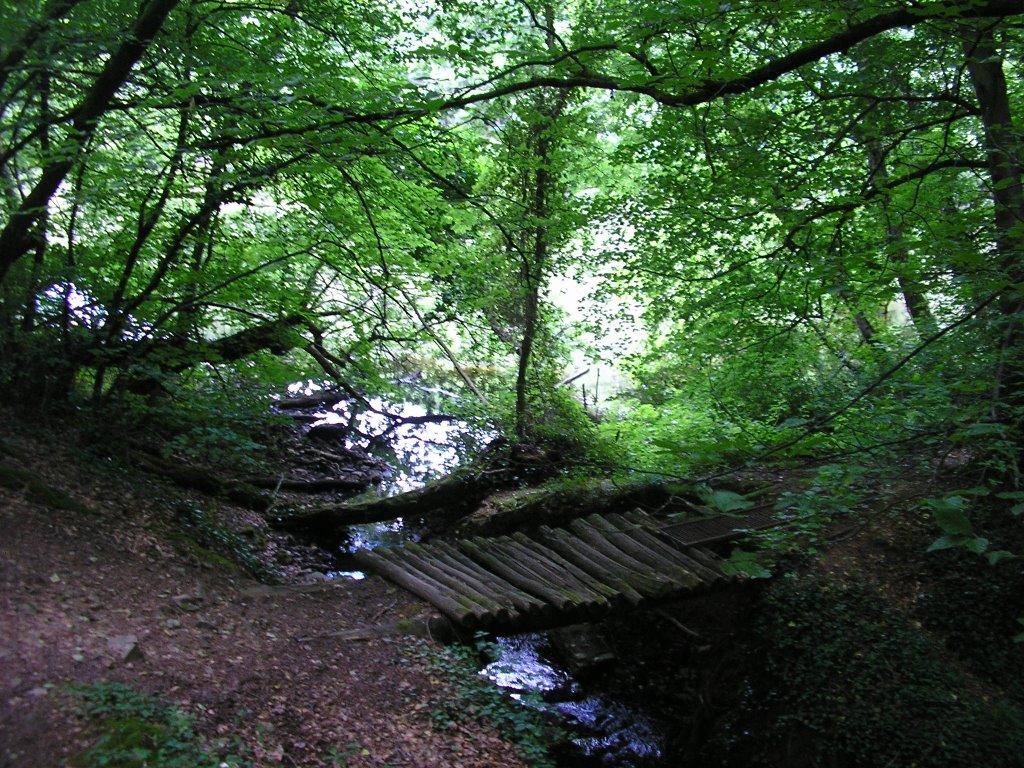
[986, 550, 1016, 565]
[776, 417, 807, 430]
[651, 438, 687, 457]
[927, 535, 959, 552]
[965, 536, 989, 555]
[720, 548, 772, 579]
[933, 495, 970, 536]
[951, 422, 1006, 440]
[701, 489, 754, 513]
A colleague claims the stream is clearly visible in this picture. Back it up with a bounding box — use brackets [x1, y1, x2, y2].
[289, 386, 682, 767]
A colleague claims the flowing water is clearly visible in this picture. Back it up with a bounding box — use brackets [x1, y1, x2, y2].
[483, 633, 671, 768]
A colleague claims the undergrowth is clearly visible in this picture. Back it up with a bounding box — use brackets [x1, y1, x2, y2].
[709, 574, 1024, 768]
[173, 502, 277, 583]
[403, 637, 566, 768]
[66, 682, 230, 768]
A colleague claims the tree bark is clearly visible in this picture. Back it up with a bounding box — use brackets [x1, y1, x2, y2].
[961, 26, 1024, 436]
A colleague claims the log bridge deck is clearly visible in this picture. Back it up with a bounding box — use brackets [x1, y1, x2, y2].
[353, 508, 776, 633]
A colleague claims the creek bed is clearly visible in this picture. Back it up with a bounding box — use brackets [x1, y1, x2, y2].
[483, 632, 673, 768]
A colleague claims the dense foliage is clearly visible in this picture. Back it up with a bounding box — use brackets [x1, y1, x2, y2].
[0, 0, 1019, 454]
[4, 4, 1024, 765]
[1, 0, 1022, 532]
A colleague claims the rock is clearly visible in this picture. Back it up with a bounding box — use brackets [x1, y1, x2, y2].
[172, 594, 204, 612]
[165, 618, 182, 629]
[108, 634, 145, 663]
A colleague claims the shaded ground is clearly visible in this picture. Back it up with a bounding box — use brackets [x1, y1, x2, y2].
[0, 419, 528, 768]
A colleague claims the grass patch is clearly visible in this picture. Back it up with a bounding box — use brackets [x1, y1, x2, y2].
[67, 682, 230, 768]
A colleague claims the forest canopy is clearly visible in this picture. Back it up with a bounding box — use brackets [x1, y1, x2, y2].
[1, 0, 1022, 484]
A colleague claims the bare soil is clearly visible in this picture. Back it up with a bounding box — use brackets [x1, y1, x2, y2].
[0, 420, 528, 768]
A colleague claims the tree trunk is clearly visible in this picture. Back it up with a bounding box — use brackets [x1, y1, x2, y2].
[962, 26, 1024, 441]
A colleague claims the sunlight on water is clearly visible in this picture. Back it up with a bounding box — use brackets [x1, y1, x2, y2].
[285, 381, 493, 495]
[483, 633, 667, 767]
[483, 633, 572, 695]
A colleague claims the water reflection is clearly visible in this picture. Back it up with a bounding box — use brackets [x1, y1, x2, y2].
[284, 382, 493, 496]
[556, 696, 666, 766]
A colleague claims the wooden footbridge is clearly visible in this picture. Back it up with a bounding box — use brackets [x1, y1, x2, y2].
[353, 507, 779, 633]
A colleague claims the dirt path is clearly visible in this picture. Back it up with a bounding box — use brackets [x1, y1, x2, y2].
[0, 427, 528, 768]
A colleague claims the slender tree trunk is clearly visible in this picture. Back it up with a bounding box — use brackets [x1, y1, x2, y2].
[848, 38, 934, 332]
[0, 0, 181, 286]
[513, 2, 568, 442]
[863, 139, 934, 328]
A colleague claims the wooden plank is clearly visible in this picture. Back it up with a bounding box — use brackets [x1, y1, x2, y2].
[509, 532, 621, 600]
[400, 544, 515, 623]
[459, 538, 580, 611]
[683, 546, 726, 574]
[372, 547, 498, 623]
[568, 517, 683, 592]
[614, 512, 723, 584]
[584, 514, 700, 589]
[606, 512, 721, 578]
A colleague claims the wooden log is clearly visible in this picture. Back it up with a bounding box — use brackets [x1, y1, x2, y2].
[477, 537, 606, 610]
[353, 549, 479, 629]
[487, 538, 611, 610]
[372, 547, 505, 625]
[613, 513, 723, 584]
[537, 526, 647, 605]
[459, 538, 581, 611]
[246, 475, 373, 493]
[568, 518, 682, 591]
[454, 480, 677, 537]
[509, 532, 621, 600]
[400, 543, 515, 623]
[274, 391, 350, 410]
[412, 543, 520, 610]
[584, 515, 700, 590]
[683, 546, 727, 575]
[414, 543, 539, 619]
[603, 513, 718, 576]
[430, 541, 553, 618]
